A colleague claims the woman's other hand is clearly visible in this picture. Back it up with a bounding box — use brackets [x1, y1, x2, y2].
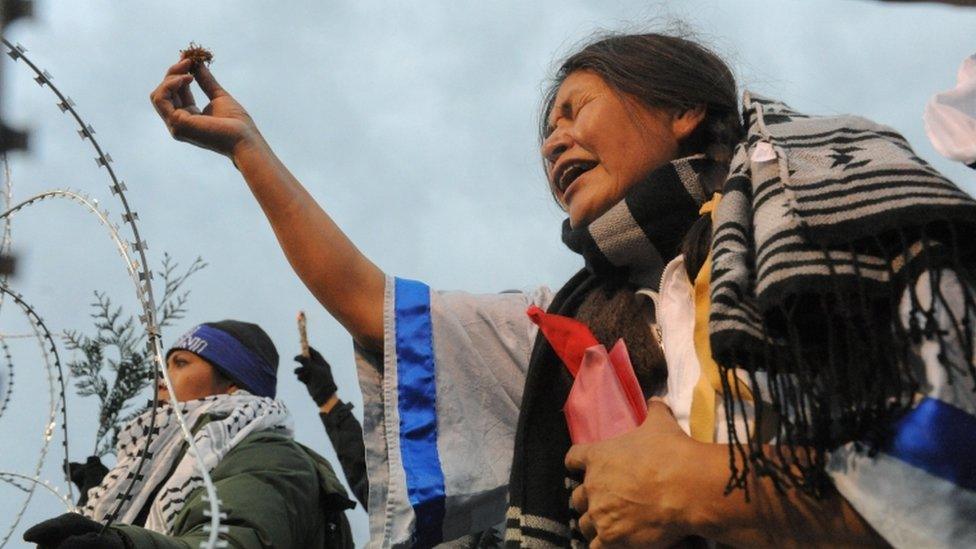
[150, 58, 258, 159]
[567, 400, 888, 548]
[565, 400, 702, 548]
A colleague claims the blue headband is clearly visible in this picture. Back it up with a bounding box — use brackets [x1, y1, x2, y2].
[167, 324, 277, 398]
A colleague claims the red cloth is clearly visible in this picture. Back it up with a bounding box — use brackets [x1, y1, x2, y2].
[527, 306, 647, 443]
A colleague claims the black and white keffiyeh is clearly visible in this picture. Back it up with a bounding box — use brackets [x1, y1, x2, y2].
[83, 392, 292, 533]
[709, 93, 976, 493]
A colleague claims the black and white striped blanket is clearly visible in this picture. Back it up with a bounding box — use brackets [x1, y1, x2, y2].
[709, 93, 976, 491]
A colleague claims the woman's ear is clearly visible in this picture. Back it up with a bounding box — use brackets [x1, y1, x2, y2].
[671, 105, 707, 142]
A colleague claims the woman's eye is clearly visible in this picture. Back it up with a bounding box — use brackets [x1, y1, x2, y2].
[574, 98, 591, 118]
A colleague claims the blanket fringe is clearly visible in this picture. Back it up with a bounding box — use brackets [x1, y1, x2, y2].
[718, 224, 976, 496]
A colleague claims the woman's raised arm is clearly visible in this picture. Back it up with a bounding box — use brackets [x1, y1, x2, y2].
[150, 58, 385, 351]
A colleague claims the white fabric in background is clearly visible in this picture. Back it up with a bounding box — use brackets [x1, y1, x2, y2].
[924, 54, 976, 165]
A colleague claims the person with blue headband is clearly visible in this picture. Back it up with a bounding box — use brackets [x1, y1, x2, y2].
[24, 320, 356, 549]
[162, 320, 279, 401]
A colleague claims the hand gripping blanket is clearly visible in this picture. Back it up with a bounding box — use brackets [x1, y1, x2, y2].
[709, 93, 976, 493]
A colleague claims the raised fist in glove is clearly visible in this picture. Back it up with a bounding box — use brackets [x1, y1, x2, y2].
[65, 456, 108, 506]
[23, 513, 126, 549]
[294, 346, 338, 406]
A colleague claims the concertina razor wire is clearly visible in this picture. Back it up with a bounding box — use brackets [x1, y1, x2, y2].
[0, 38, 226, 549]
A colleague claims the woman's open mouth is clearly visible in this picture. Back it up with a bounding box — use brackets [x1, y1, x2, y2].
[554, 160, 598, 195]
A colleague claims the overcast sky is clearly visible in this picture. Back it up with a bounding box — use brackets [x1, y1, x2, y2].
[0, 1, 974, 545]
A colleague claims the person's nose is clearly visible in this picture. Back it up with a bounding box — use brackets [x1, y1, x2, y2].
[542, 126, 573, 167]
[158, 365, 173, 381]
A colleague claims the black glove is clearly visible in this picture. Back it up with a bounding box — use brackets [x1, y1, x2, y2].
[294, 346, 338, 406]
[65, 456, 108, 506]
[23, 513, 127, 549]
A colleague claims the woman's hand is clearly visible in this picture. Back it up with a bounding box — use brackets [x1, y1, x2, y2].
[150, 58, 259, 159]
[148, 54, 386, 350]
[565, 400, 702, 548]
[568, 400, 888, 548]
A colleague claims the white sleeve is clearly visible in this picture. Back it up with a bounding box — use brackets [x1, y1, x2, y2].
[828, 268, 976, 548]
[354, 276, 553, 548]
[924, 53, 976, 166]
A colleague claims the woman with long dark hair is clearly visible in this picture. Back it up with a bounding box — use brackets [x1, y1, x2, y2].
[150, 30, 974, 548]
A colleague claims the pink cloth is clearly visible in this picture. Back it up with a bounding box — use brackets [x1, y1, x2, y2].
[527, 306, 647, 443]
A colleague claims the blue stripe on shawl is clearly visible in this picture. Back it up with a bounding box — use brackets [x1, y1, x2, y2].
[885, 397, 976, 491]
[394, 277, 446, 547]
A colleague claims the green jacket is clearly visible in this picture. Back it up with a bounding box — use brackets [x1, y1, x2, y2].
[114, 430, 355, 549]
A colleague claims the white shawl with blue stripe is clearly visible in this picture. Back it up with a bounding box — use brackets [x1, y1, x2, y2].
[354, 277, 551, 548]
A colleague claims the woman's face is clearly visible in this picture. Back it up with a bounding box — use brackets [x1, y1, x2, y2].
[542, 70, 686, 227]
[158, 350, 236, 402]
